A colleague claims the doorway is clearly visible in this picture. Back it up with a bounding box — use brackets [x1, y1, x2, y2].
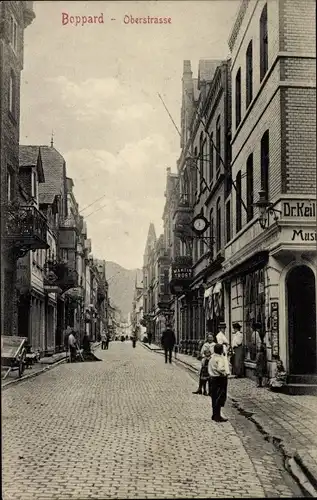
[287, 265, 316, 374]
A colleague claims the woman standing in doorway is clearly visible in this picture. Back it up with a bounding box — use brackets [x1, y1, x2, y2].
[253, 322, 267, 387]
[231, 323, 244, 378]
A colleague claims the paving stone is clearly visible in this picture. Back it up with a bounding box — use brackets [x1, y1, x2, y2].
[2, 343, 303, 499]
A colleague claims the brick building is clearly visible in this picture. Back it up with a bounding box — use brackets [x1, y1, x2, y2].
[223, 0, 316, 381]
[0, 1, 36, 336]
[171, 59, 232, 350]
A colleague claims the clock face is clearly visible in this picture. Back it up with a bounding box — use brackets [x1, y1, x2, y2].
[192, 216, 208, 233]
[193, 218, 206, 230]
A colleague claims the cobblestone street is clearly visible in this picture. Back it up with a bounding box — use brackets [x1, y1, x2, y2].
[2, 343, 302, 500]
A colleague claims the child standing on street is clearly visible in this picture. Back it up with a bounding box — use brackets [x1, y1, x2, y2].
[208, 343, 230, 422]
[199, 348, 212, 396]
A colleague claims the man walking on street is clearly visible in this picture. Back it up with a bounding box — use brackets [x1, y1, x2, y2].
[161, 323, 176, 364]
[101, 331, 106, 350]
[68, 329, 78, 363]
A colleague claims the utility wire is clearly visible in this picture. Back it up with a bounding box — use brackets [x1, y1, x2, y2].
[158, 89, 248, 215]
[157, 93, 182, 137]
[79, 194, 107, 214]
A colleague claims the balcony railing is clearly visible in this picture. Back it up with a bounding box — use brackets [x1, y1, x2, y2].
[3, 203, 48, 250]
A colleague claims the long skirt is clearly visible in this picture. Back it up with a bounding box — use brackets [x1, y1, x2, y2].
[232, 345, 244, 377]
[211, 376, 228, 410]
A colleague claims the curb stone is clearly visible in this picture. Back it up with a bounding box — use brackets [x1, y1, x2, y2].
[1, 342, 102, 390]
[141, 341, 317, 497]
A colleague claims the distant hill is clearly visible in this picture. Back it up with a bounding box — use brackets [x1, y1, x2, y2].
[106, 261, 142, 321]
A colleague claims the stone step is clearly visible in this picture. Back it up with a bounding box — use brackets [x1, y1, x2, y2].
[288, 374, 317, 384]
[282, 383, 317, 396]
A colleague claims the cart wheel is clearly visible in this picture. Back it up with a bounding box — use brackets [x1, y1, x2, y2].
[18, 350, 26, 378]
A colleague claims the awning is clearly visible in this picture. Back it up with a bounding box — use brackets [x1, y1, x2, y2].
[220, 251, 269, 282]
[213, 282, 222, 295]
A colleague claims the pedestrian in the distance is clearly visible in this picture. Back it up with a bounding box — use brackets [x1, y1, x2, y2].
[101, 331, 106, 350]
[68, 329, 78, 362]
[208, 343, 230, 422]
[105, 333, 110, 350]
[161, 323, 176, 364]
[147, 331, 152, 345]
[132, 332, 137, 348]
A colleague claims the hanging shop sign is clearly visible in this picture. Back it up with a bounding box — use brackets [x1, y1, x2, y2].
[270, 302, 279, 358]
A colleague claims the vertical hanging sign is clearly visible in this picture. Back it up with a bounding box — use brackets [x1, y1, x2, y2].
[271, 302, 279, 358]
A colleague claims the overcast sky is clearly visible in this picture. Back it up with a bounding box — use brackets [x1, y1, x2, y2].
[21, 0, 239, 270]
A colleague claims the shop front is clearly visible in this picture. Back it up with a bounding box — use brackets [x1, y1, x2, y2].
[223, 196, 317, 382]
[269, 197, 317, 378]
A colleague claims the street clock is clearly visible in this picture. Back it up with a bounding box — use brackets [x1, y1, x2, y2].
[191, 215, 210, 235]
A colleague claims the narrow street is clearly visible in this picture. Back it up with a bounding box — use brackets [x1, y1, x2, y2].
[2, 343, 302, 500]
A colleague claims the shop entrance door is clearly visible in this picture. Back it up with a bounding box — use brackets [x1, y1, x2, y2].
[287, 265, 316, 374]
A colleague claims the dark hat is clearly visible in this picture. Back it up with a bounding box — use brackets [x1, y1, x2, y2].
[232, 322, 241, 330]
[218, 322, 226, 329]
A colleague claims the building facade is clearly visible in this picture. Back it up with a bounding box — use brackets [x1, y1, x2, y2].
[224, 0, 316, 379]
[0, 1, 36, 336]
[171, 59, 232, 352]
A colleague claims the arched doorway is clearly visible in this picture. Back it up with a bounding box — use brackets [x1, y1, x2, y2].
[287, 265, 316, 374]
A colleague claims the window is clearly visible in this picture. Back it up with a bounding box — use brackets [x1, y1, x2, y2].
[226, 200, 231, 243]
[7, 167, 14, 202]
[243, 269, 265, 360]
[260, 4, 268, 81]
[236, 171, 242, 233]
[10, 15, 18, 53]
[163, 270, 169, 294]
[209, 134, 214, 185]
[246, 154, 254, 222]
[199, 238, 205, 258]
[216, 198, 221, 252]
[31, 170, 37, 199]
[235, 68, 241, 128]
[260, 131, 269, 198]
[9, 71, 16, 117]
[216, 117, 221, 176]
[246, 41, 253, 107]
[209, 209, 214, 260]
[199, 132, 204, 187]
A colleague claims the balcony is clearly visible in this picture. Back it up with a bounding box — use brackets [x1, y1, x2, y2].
[173, 194, 194, 241]
[3, 203, 48, 251]
[169, 256, 193, 295]
[44, 259, 78, 294]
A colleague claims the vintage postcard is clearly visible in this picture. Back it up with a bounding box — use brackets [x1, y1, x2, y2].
[1, 0, 316, 499]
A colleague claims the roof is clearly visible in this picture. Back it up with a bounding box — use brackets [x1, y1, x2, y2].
[24, 145, 66, 204]
[19, 145, 45, 183]
[19, 145, 40, 167]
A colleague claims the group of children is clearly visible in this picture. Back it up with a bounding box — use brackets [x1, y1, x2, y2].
[193, 323, 230, 423]
[193, 322, 288, 423]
